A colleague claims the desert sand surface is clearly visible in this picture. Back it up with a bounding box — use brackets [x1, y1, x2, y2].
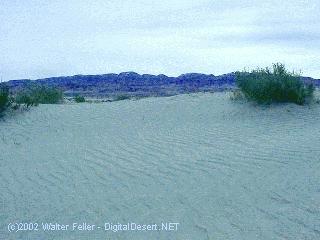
[1, 92, 320, 239]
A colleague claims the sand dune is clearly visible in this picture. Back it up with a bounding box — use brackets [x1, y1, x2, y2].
[1, 92, 320, 239]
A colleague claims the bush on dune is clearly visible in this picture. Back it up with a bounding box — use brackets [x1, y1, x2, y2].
[74, 95, 85, 103]
[114, 94, 131, 101]
[15, 91, 39, 108]
[0, 83, 64, 118]
[235, 63, 315, 105]
[15, 84, 63, 106]
[0, 84, 10, 114]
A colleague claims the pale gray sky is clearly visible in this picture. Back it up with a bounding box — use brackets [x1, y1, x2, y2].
[1, 0, 319, 80]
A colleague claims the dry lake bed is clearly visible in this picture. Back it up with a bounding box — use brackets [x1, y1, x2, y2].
[1, 92, 320, 239]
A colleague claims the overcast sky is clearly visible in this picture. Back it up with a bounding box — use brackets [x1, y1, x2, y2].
[1, 0, 319, 80]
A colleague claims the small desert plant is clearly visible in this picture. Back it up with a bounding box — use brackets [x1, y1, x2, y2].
[0, 84, 10, 114]
[15, 84, 63, 106]
[235, 63, 314, 105]
[230, 89, 245, 101]
[114, 94, 130, 101]
[74, 95, 85, 103]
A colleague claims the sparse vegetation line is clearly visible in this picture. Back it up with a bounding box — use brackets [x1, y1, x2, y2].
[1, 63, 318, 118]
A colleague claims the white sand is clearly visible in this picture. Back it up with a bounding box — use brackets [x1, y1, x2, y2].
[1, 92, 320, 239]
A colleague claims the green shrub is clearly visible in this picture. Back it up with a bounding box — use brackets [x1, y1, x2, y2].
[114, 94, 130, 101]
[74, 95, 85, 103]
[15, 91, 39, 108]
[15, 84, 63, 106]
[235, 63, 314, 105]
[0, 84, 10, 114]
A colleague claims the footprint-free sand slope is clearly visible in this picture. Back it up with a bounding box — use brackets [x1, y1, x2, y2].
[1, 93, 320, 239]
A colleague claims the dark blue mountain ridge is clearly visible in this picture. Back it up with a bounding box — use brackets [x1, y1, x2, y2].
[6, 72, 320, 97]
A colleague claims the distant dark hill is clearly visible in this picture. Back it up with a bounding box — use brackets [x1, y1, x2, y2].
[6, 72, 320, 97]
